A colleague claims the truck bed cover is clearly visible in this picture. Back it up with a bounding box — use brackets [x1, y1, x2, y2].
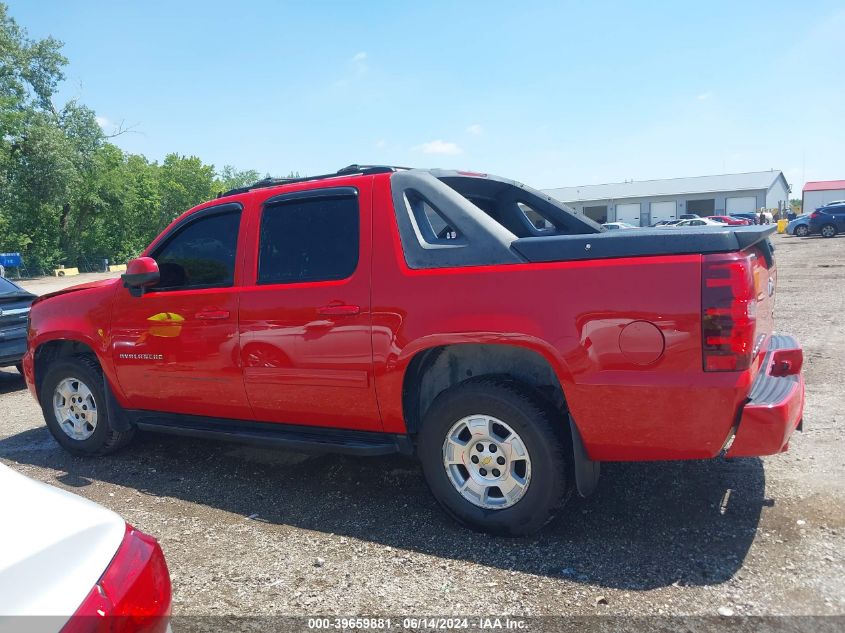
[511, 225, 777, 263]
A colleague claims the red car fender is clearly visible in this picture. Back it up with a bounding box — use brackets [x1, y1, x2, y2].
[26, 280, 126, 405]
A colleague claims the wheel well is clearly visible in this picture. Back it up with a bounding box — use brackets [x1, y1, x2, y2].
[34, 340, 98, 397]
[402, 343, 567, 434]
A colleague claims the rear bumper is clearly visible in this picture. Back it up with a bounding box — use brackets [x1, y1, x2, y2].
[726, 334, 805, 457]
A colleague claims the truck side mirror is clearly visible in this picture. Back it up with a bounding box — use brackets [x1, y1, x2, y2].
[122, 257, 160, 297]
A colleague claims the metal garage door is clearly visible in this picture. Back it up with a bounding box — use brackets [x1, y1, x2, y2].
[583, 205, 609, 223]
[650, 201, 676, 224]
[726, 196, 757, 214]
[615, 203, 641, 226]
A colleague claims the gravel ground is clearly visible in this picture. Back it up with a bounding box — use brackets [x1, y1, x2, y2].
[10, 270, 121, 295]
[0, 233, 843, 619]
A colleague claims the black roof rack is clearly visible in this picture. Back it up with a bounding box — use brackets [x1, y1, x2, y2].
[219, 164, 410, 198]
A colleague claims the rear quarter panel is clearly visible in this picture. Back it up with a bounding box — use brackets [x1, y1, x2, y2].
[371, 178, 750, 460]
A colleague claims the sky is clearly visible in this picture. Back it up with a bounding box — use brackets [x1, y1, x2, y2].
[8, 0, 845, 191]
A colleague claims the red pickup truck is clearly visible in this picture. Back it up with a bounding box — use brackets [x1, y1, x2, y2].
[23, 165, 805, 535]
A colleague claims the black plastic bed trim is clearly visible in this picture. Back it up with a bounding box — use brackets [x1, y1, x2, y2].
[511, 225, 777, 263]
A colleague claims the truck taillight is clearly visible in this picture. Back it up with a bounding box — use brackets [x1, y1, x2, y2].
[702, 253, 757, 372]
[61, 524, 171, 633]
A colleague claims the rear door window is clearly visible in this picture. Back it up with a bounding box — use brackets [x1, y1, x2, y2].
[258, 192, 359, 284]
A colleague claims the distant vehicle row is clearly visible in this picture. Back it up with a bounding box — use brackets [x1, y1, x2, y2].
[602, 214, 753, 230]
[787, 202, 845, 238]
[808, 202, 845, 237]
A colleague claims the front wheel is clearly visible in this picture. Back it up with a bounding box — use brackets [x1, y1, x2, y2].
[418, 379, 570, 536]
[821, 224, 837, 238]
[794, 225, 809, 237]
[40, 355, 135, 456]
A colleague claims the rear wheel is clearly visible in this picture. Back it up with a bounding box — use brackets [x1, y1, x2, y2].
[821, 224, 837, 238]
[794, 225, 809, 237]
[40, 356, 135, 456]
[418, 378, 569, 536]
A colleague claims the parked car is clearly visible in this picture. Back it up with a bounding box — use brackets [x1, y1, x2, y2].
[710, 215, 750, 226]
[601, 222, 638, 230]
[24, 165, 804, 536]
[0, 276, 36, 373]
[649, 219, 680, 227]
[808, 203, 845, 238]
[0, 463, 171, 629]
[679, 213, 700, 220]
[674, 218, 726, 228]
[787, 215, 811, 237]
[730, 212, 759, 224]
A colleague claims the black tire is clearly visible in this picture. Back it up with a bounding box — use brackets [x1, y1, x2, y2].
[40, 355, 135, 456]
[821, 224, 837, 238]
[794, 225, 809, 237]
[417, 378, 570, 536]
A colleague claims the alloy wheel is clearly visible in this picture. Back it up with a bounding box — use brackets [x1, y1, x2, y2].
[53, 377, 98, 441]
[442, 414, 532, 509]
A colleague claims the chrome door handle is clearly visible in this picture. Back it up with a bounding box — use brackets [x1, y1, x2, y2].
[316, 304, 360, 316]
[196, 309, 230, 320]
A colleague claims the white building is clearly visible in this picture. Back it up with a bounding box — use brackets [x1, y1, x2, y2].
[802, 180, 845, 214]
[543, 170, 791, 227]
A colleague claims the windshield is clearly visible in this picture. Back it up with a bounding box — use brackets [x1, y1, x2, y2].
[0, 277, 24, 296]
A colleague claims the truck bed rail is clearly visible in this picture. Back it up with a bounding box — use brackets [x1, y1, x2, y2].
[510, 225, 776, 263]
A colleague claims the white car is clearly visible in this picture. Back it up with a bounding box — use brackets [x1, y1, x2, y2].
[0, 463, 171, 631]
[602, 222, 638, 230]
[674, 218, 726, 228]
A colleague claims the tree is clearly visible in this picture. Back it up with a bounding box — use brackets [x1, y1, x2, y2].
[0, 3, 70, 270]
[216, 165, 261, 194]
[156, 154, 216, 233]
[0, 4, 93, 270]
[0, 2, 292, 273]
[0, 3, 66, 115]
